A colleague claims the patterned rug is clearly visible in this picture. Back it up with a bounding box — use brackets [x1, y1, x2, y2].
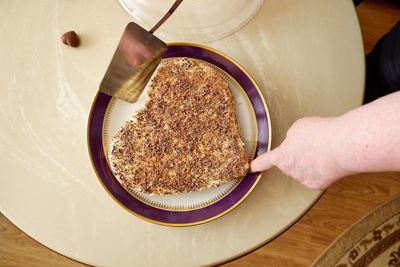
[312, 194, 400, 267]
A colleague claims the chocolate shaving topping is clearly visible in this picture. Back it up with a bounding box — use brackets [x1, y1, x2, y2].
[111, 58, 249, 195]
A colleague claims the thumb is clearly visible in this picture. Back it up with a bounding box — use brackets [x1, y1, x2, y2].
[250, 148, 281, 173]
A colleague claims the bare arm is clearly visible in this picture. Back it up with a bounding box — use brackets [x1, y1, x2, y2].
[250, 91, 400, 190]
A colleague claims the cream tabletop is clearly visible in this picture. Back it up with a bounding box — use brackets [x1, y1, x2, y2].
[0, 0, 364, 266]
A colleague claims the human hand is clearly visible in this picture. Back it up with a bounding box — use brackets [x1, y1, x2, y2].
[250, 117, 353, 190]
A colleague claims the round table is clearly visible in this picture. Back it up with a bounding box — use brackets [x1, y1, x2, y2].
[0, 0, 364, 266]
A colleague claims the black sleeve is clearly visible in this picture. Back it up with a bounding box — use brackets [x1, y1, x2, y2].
[364, 21, 400, 103]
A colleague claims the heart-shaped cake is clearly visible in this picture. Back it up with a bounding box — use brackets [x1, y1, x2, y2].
[110, 57, 249, 195]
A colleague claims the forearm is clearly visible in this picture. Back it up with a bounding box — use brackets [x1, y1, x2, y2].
[332, 91, 400, 174]
[250, 91, 400, 190]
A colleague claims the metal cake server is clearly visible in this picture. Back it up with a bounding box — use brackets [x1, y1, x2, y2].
[100, 0, 183, 103]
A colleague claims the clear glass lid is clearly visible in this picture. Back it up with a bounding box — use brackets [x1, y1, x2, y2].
[118, 0, 264, 42]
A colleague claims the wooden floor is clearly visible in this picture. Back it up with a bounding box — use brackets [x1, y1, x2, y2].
[224, 173, 400, 267]
[1, 1, 399, 266]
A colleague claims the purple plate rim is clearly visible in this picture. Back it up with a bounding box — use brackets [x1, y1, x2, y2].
[87, 42, 271, 226]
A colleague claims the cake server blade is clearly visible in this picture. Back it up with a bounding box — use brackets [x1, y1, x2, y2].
[99, 0, 182, 103]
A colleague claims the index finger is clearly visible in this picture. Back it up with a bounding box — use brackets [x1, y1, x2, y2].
[250, 148, 281, 173]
